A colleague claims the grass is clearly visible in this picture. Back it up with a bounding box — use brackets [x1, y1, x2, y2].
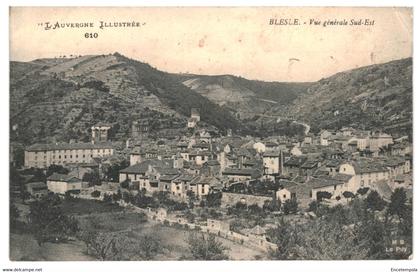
[60, 198, 123, 215]
[11, 197, 266, 261]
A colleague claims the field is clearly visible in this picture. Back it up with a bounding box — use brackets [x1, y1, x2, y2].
[10, 198, 266, 261]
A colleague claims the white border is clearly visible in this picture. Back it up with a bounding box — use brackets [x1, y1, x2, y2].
[1, 1, 418, 272]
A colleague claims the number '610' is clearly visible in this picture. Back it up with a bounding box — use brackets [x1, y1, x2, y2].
[85, 33, 98, 38]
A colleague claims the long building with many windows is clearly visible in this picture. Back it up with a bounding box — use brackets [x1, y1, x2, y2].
[24, 142, 114, 168]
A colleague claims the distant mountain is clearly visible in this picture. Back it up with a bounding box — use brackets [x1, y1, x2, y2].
[10, 53, 244, 145]
[289, 58, 412, 137]
[9, 53, 412, 146]
[175, 74, 310, 120]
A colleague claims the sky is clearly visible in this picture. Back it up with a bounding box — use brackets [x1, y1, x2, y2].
[10, 7, 412, 82]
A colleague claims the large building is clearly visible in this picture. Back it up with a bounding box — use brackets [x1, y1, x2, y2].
[24, 142, 114, 168]
[91, 123, 111, 143]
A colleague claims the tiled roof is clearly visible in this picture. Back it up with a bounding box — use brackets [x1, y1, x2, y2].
[222, 168, 260, 178]
[26, 142, 113, 152]
[120, 160, 167, 174]
[284, 156, 307, 167]
[47, 173, 81, 183]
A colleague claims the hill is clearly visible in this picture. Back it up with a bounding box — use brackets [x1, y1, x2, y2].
[10, 53, 247, 145]
[288, 58, 413, 137]
[175, 74, 310, 120]
[10, 54, 412, 146]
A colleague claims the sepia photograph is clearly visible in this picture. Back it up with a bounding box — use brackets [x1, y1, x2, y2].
[5, 4, 416, 269]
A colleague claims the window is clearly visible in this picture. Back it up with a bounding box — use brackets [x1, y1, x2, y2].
[64, 155, 67, 159]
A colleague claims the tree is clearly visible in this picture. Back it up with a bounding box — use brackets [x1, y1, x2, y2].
[185, 233, 229, 260]
[206, 192, 222, 207]
[354, 215, 389, 259]
[83, 171, 101, 187]
[283, 198, 298, 215]
[135, 234, 162, 260]
[10, 203, 20, 230]
[187, 190, 196, 208]
[268, 219, 368, 260]
[120, 179, 130, 189]
[357, 187, 369, 196]
[316, 191, 332, 201]
[78, 231, 125, 260]
[91, 190, 101, 198]
[263, 198, 281, 212]
[28, 195, 79, 245]
[388, 188, 408, 220]
[343, 191, 355, 200]
[103, 193, 113, 203]
[105, 160, 129, 182]
[46, 164, 69, 177]
[365, 191, 386, 211]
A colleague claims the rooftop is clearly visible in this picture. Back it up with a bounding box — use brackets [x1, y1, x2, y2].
[26, 142, 113, 152]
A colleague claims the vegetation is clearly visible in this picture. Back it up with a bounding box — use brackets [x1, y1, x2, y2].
[365, 190, 386, 211]
[28, 194, 79, 245]
[282, 198, 298, 215]
[185, 233, 229, 260]
[268, 192, 412, 260]
[83, 171, 101, 187]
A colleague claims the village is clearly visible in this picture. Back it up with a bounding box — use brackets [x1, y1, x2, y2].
[9, 106, 413, 260]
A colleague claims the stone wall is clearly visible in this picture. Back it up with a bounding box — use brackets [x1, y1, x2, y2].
[221, 192, 272, 207]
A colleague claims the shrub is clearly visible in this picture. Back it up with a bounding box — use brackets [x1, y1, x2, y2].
[316, 191, 332, 201]
[91, 190, 101, 198]
[283, 198, 298, 215]
[365, 191, 386, 211]
[343, 191, 355, 199]
[357, 187, 369, 196]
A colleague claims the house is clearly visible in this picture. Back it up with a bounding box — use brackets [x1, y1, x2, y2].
[187, 118, 197, 128]
[171, 174, 195, 199]
[338, 159, 390, 190]
[264, 142, 279, 152]
[91, 123, 111, 143]
[47, 173, 82, 194]
[300, 159, 321, 176]
[200, 160, 221, 177]
[283, 156, 307, 177]
[369, 132, 393, 151]
[253, 142, 266, 153]
[24, 142, 114, 168]
[119, 159, 169, 192]
[320, 130, 333, 146]
[25, 182, 48, 198]
[308, 175, 353, 200]
[207, 219, 230, 233]
[190, 108, 201, 122]
[325, 160, 342, 177]
[189, 176, 215, 198]
[222, 168, 261, 182]
[391, 141, 412, 156]
[262, 151, 281, 175]
[276, 182, 298, 203]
